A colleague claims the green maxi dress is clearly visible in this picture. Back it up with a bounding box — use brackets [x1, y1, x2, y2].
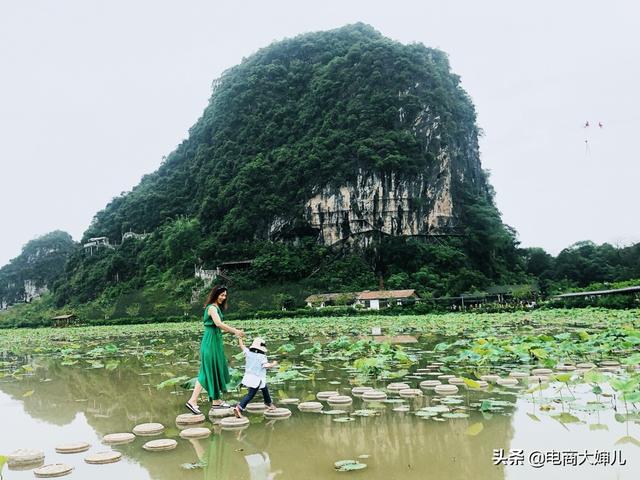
[197, 304, 230, 400]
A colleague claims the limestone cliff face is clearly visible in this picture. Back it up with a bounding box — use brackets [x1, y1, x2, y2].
[301, 113, 484, 246]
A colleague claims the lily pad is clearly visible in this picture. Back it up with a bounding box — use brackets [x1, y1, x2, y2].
[334, 459, 367, 472]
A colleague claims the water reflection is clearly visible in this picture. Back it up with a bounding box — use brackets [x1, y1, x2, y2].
[1, 343, 637, 480]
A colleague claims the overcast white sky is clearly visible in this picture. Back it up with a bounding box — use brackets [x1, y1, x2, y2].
[1, 0, 639, 266]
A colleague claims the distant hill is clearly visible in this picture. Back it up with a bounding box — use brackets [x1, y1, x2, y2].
[0, 231, 76, 308]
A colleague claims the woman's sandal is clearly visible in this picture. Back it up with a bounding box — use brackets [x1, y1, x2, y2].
[211, 401, 231, 409]
[185, 402, 202, 415]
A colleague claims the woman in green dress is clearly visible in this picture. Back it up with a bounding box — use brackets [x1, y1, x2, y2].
[186, 285, 244, 414]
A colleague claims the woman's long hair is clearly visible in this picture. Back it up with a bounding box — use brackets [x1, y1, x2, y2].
[204, 285, 228, 310]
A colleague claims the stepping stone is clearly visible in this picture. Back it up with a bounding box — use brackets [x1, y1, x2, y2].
[362, 390, 387, 401]
[576, 362, 596, 369]
[600, 360, 620, 367]
[479, 374, 500, 383]
[509, 371, 529, 378]
[175, 413, 206, 425]
[142, 439, 177, 451]
[133, 422, 164, 436]
[351, 386, 374, 396]
[219, 416, 250, 430]
[55, 442, 90, 454]
[209, 407, 234, 418]
[386, 382, 410, 393]
[279, 398, 300, 404]
[474, 380, 489, 389]
[437, 374, 454, 381]
[34, 464, 73, 478]
[84, 451, 122, 464]
[264, 408, 292, 419]
[102, 433, 135, 445]
[179, 427, 212, 439]
[7, 449, 45, 468]
[420, 380, 441, 389]
[447, 377, 465, 385]
[528, 375, 549, 383]
[316, 391, 339, 401]
[496, 377, 519, 386]
[298, 401, 323, 412]
[556, 365, 576, 372]
[434, 384, 458, 395]
[531, 368, 553, 375]
[399, 388, 423, 398]
[245, 402, 268, 412]
[327, 395, 353, 405]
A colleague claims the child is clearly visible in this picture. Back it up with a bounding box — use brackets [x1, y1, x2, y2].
[234, 336, 278, 418]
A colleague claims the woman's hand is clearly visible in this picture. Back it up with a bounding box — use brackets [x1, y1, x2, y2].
[235, 329, 245, 338]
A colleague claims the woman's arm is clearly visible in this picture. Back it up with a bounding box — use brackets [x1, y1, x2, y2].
[208, 305, 245, 336]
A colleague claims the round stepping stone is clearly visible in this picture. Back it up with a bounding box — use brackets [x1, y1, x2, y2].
[386, 382, 410, 392]
[102, 432, 135, 445]
[316, 391, 339, 401]
[327, 395, 353, 405]
[176, 413, 206, 425]
[474, 380, 489, 389]
[84, 451, 122, 464]
[133, 422, 164, 436]
[434, 384, 458, 395]
[362, 390, 387, 401]
[576, 362, 596, 369]
[528, 375, 549, 383]
[55, 442, 90, 454]
[142, 439, 177, 451]
[399, 388, 423, 398]
[264, 408, 292, 419]
[219, 416, 250, 430]
[480, 374, 500, 383]
[209, 407, 234, 418]
[437, 374, 454, 381]
[496, 377, 519, 386]
[179, 427, 211, 439]
[245, 402, 268, 412]
[34, 463, 73, 478]
[447, 377, 465, 385]
[509, 371, 529, 378]
[351, 386, 374, 396]
[7, 449, 45, 467]
[556, 365, 576, 372]
[279, 398, 300, 404]
[600, 360, 620, 367]
[420, 380, 441, 389]
[531, 368, 553, 375]
[298, 401, 323, 412]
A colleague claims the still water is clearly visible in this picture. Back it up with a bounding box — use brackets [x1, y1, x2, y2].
[0, 333, 637, 480]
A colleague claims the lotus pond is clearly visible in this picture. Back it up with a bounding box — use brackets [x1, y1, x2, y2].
[1, 309, 639, 479]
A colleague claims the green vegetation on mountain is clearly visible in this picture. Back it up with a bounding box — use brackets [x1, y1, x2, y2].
[0, 231, 76, 306]
[46, 23, 525, 310]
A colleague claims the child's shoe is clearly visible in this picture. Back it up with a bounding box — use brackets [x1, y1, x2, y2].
[233, 405, 244, 418]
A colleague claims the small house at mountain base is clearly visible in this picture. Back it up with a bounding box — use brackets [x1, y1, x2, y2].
[51, 314, 79, 327]
[356, 290, 420, 310]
